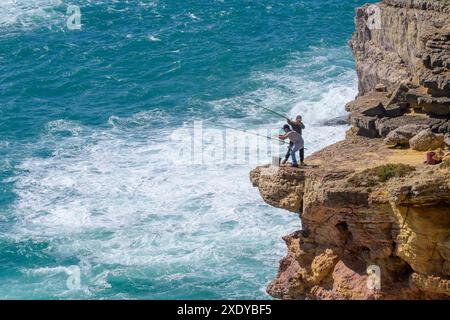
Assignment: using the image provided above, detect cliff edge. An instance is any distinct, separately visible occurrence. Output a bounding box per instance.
[250,0,450,299]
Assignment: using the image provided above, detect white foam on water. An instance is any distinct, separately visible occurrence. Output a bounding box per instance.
[107,109,171,129]
[209,46,357,155]
[7,111,296,298]
[6,48,357,298]
[148,34,161,42]
[46,119,83,136]
[187,13,200,20]
[0,0,64,29]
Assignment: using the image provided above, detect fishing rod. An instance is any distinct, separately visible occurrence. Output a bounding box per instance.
[212,122,288,144]
[248,102,290,121]
[245,103,310,148]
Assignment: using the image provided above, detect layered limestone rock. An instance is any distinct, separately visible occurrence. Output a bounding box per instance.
[250,0,450,299]
[347,0,450,138]
[250,138,450,299]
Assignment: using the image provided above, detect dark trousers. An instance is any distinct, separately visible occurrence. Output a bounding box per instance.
[284,142,304,163]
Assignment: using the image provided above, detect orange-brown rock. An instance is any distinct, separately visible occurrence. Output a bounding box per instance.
[347,0,450,138]
[250,0,450,300]
[250,136,450,299]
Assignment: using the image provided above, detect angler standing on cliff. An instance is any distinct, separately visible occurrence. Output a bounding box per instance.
[281,115,305,166]
[279,124,304,168]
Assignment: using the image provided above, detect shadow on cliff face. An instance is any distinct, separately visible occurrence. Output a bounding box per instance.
[335,221,352,245]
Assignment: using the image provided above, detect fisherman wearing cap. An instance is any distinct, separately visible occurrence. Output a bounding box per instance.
[279,124,304,168]
[281,115,305,166]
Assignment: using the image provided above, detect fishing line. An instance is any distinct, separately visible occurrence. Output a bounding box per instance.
[210,122,288,144]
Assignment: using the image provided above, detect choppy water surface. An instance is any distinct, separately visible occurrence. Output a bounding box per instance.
[0,0,370,299]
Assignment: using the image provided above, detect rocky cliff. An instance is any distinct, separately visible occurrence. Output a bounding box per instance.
[250,0,450,300]
[348,0,450,138]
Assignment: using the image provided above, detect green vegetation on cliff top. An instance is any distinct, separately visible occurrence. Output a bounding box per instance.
[348,163,416,187]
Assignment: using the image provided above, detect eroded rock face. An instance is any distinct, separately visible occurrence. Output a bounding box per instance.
[250,165,305,213]
[250,138,450,299]
[349,0,450,97]
[384,124,429,146]
[347,0,450,138]
[409,128,446,150]
[250,0,450,300]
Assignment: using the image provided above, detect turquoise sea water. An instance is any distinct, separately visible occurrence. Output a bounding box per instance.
[0,0,371,299]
